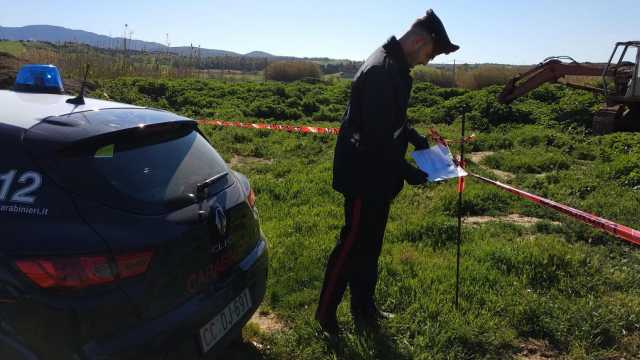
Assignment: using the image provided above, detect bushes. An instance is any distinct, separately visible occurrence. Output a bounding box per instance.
[457,65,521,90]
[96,77,349,121]
[311,104,344,122]
[605,155,640,188]
[412,64,522,90]
[96,75,604,131]
[410,83,444,107]
[411,65,456,87]
[264,61,322,82]
[410,85,526,126]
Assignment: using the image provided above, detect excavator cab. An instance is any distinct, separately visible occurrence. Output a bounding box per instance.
[603,41,640,101]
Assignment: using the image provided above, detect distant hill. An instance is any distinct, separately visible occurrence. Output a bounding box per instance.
[245,51,278,59]
[0,25,275,58]
[170,46,239,57]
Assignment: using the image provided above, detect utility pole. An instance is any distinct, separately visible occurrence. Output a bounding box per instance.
[190,43,194,77]
[197,45,202,79]
[122,24,128,73]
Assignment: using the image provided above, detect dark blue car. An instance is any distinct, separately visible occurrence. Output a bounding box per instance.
[0,66,268,359]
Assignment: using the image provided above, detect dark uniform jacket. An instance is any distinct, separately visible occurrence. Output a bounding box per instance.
[333,37,426,201]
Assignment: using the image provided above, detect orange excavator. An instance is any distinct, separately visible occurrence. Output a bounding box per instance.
[498,41,640,133]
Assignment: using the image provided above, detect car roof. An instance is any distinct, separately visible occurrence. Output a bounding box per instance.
[0,89,143,130]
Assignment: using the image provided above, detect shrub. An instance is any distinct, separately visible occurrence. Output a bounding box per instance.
[605,154,640,188]
[529,84,567,103]
[423,85,528,128]
[556,91,602,128]
[508,125,573,148]
[410,83,444,107]
[435,87,468,100]
[264,61,322,82]
[411,65,456,87]
[457,66,521,89]
[311,104,344,122]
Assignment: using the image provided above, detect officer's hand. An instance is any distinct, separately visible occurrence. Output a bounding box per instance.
[406,166,429,185]
[413,135,430,150]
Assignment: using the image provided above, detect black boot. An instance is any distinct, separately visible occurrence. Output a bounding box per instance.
[352,307,379,333]
[315,313,341,345]
[351,302,395,333]
[367,303,395,320]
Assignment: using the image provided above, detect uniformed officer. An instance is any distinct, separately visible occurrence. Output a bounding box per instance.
[316,9,459,336]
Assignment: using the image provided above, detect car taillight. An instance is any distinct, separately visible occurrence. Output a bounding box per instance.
[247,188,256,208]
[115,251,153,278]
[15,251,153,289]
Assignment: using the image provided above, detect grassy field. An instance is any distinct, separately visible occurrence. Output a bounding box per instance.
[197,123,640,360]
[93,77,640,359]
[0,41,26,57]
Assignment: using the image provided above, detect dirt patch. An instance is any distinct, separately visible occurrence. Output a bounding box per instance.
[516,339,559,359]
[468,151,494,164]
[490,168,516,180]
[248,309,286,334]
[229,155,273,168]
[468,151,515,180]
[464,214,560,227]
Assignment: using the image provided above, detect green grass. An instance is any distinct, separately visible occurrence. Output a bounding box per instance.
[198,122,640,359]
[93,77,640,358]
[0,41,26,57]
[482,148,571,174]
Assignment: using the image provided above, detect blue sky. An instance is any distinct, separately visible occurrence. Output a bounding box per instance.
[0,0,637,64]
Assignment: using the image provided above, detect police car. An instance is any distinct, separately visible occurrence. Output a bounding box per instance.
[0,65,268,359]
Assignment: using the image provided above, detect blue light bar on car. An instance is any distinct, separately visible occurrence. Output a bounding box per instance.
[14,64,65,94]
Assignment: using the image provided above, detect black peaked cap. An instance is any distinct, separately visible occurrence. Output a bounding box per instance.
[414,9,459,55]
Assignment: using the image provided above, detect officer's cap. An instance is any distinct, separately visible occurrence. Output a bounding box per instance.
[413,9,459,55]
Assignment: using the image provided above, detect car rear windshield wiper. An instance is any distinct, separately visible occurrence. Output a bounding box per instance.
[195,172,229,201]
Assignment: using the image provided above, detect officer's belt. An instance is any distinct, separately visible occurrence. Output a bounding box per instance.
[350,124,405,146]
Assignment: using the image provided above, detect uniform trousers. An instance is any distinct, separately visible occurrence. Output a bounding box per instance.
[316,196,391,322]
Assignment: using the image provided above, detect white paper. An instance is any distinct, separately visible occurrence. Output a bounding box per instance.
[411,144,468,183]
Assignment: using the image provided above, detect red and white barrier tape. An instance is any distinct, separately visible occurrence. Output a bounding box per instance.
[199,120,474,143]
[199,119,640,246]
[199,119,340,135]
[471,174,640,246]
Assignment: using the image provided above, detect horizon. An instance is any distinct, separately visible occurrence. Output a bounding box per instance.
[0,0,638,64]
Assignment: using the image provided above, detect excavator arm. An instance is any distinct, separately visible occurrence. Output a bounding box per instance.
[498,57,612,104]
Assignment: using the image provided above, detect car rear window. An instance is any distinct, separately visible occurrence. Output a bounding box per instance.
[54,121,231,214]
[96,129,227,202]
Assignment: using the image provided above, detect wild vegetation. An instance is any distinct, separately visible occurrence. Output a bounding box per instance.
[0,40,361,82]
[264,61,322,82]
[94,76,600,131]
[1,40,534,89]
[91,76,640,359]
[411,64,526,90]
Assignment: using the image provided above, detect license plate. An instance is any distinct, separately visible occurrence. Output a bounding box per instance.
[199,288,252,353]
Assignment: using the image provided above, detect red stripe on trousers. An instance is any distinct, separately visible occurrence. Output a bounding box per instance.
[317,198,363,321]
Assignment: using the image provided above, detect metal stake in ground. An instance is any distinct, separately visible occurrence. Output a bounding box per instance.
[455,114,466,309]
